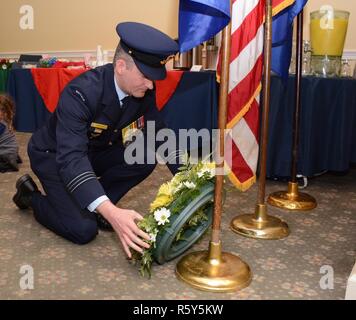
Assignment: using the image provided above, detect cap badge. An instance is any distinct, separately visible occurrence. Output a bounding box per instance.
[160,54,175,65]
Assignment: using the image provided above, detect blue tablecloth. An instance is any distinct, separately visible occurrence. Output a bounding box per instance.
[6,69,356,178]
[8,69,52,132]
[159,71,218,151]
[268,75,356,178]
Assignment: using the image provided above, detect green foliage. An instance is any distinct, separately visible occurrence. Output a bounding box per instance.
[130,158,216,278]
[175,204,210,242]
[137,214,156,233]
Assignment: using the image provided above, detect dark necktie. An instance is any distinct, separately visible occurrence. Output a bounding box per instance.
[120,96,131,109]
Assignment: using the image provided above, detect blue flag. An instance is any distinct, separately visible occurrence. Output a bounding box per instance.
[272,0,308,79]
[179,0,230,53]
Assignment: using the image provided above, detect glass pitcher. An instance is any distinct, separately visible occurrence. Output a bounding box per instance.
[310,9,350,77]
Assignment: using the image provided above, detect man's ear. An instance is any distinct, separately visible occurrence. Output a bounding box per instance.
[115,58,126,75]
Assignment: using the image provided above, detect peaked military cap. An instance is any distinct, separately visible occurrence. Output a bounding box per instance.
[116,22,179,80]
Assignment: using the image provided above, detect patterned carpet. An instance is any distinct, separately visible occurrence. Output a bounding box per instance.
[0,132,355,300]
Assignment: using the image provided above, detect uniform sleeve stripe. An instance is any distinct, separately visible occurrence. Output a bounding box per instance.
[67,173,96,193]
[68,173,96,192]
[67,171,95,190]
[69,176,97,193]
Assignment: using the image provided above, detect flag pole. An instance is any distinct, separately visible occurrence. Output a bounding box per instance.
[230,0,289,239]
[267,10,317,211]
[176,0,252,292]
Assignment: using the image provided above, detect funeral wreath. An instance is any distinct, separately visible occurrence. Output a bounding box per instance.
[131,159,216,277]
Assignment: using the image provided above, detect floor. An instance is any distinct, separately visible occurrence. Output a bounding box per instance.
[0,132,355,300]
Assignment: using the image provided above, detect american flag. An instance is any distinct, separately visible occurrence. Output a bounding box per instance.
[224,0,296,191]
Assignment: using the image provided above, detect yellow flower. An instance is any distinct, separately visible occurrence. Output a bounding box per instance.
[205,162,215,169]
[171,172,184,185]
[158,182,174,197]
[150,194,172,212]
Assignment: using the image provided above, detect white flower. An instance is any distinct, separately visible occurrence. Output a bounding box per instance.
[153,208,171,226]
[172,182,184,193]
[183,181,196,189]
[197,166,215,178]
[149,231,158,242]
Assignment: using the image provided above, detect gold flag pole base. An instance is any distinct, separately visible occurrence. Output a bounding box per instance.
[267,182,317,211]
[175,241,252,292]
[230,204,289,239]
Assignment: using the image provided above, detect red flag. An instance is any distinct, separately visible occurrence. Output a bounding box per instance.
[220,0,295,191]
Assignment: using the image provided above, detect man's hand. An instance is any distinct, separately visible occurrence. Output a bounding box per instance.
[96,200,150,258]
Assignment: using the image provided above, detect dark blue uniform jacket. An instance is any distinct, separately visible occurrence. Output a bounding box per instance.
[30,63,163,209]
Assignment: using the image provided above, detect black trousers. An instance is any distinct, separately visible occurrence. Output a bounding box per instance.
[28,139,160,244]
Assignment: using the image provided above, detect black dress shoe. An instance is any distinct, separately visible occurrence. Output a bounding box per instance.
[12,174,39,210]
[95,213,114,231]
[0,155,19,172]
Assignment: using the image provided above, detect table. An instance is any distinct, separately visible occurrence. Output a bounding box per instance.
[5,69,356,178]
[7,69,52,132]
[0,69,9,93]
[268,75,356,178]
[7,68,219,147]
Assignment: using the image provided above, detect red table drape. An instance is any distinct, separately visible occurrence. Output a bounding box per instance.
[31,68,88,113]
[31,68,184,113]
[155,70,183,110]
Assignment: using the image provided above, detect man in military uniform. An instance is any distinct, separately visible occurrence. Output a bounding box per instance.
[13,22,179,258]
